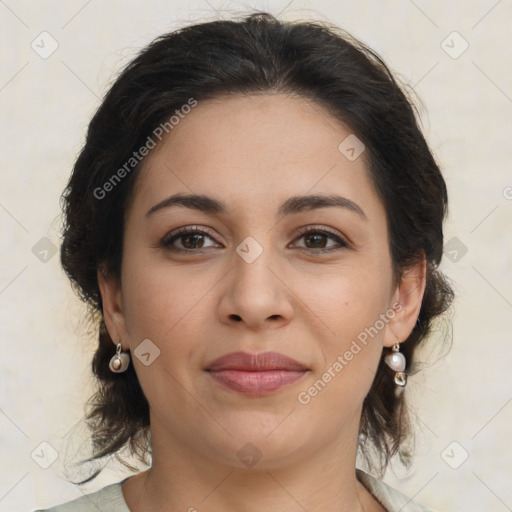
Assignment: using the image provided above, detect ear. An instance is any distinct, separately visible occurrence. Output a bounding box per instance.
[97,265,128,349]
[383,256,427,347]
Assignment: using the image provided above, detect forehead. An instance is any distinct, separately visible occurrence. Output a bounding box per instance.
[127,93,383,222]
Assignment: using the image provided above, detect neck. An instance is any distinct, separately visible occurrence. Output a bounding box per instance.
[122,414,373,512]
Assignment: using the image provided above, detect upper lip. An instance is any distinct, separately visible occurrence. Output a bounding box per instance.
[205,351,308,371]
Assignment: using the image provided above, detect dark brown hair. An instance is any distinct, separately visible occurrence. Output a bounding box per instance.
[60,11,454,483]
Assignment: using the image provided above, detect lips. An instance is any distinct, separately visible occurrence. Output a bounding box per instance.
[205,351,308,372]
[205,351,308,396]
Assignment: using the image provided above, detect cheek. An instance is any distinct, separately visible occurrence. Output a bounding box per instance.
[119,253,207,402]
[120,246,210,340]
[294,261,391,397]
[295,259,392,336]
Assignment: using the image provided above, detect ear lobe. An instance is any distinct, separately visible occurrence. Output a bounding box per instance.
[383,257,427,347]
[97,267,127,346]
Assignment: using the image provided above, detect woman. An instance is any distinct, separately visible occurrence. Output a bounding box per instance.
[35,11,453,512]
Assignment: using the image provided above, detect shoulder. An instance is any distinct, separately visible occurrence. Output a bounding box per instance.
[32,479,130,512]
[357,469,437,512]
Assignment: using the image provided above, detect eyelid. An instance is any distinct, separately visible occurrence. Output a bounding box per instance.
[290,225,350,252]
[160,225,220,248]
[293,225,348,244]
[160,224,350,252]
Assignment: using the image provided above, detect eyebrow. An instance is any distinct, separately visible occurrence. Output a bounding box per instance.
[145,193,367,220]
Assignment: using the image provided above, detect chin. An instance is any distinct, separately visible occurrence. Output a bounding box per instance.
[206,417,312,468]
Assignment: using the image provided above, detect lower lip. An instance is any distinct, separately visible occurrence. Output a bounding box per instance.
[207,369,307,396]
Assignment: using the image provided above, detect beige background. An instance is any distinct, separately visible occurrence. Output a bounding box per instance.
[1,1,511,511]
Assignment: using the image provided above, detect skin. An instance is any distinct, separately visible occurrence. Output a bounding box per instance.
[98,93,426,512]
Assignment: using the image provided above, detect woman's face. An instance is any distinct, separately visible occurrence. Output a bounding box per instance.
[99,93,422,469]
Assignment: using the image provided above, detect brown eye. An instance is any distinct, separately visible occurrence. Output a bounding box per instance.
[293,227,348,253]
[161,227,220,252]
[180,233,206,249]
[303,232,329,249]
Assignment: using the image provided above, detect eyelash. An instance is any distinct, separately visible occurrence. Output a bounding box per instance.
[160,225,349,254]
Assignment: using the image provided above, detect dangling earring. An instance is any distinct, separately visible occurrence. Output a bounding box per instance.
[384,342,407,387]
[109,342,130,373]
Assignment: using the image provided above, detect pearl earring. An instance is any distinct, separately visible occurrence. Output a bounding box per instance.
[109,342,131,373]
[384,342,407,387]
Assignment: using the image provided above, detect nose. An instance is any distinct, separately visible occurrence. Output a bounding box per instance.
[217,242,294,331]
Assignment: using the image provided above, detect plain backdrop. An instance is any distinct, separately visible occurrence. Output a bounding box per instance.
[1,1,511,511]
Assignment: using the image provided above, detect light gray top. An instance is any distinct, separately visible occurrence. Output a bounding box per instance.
[34,469,436,512]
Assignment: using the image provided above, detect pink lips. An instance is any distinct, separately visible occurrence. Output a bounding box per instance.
[205,351,308,396]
